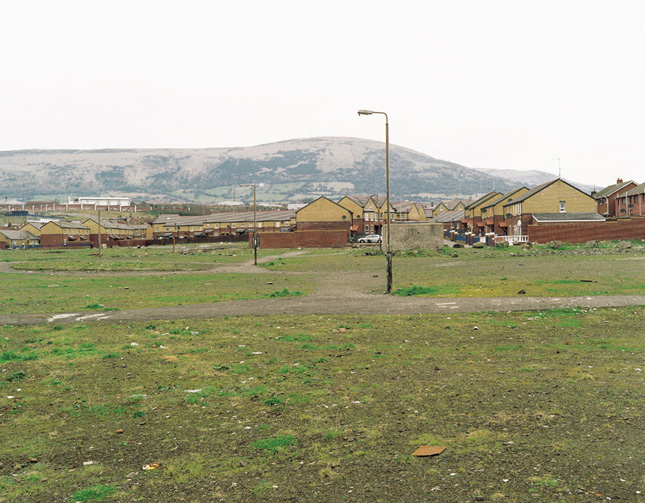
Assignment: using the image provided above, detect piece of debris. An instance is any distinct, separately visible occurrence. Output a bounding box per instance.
[411,446,446,457]
[142,463,160,470]
[580,279,597,283]
[115,428,124,434]
[83,461,94,466]
[184,389,203,393]
[517,289,526,294]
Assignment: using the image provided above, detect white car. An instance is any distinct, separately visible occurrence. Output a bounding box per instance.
[358,234,382,243]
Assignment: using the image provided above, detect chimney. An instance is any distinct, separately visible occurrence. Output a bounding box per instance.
[617,178,623,184]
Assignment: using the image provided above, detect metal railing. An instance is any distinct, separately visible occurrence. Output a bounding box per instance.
[497,235,529,243]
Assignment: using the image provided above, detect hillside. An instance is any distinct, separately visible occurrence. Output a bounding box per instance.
[0,137,586,203]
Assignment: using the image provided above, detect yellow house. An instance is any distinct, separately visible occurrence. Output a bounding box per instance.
[19,222,44,236]
[393,202,427,221]
[40,221,90,247]
[83,218,149,239]
[503,178,597,236]
[337,196,367,221]
[296,197,352,229]
[464,192,502,233]
[479,187,529,235]
[0,230,40,249]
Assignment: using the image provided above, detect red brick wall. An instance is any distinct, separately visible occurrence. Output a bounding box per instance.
[257,230,349,249]
[528,217,645,243]
[40,234,64,248]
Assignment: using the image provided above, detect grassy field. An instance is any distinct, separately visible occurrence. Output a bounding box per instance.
[0,308,643,502]
[0,245,316,314]
[1,242,644,315]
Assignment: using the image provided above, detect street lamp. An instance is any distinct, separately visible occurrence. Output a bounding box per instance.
[240,183,263,265]
[358,109,392,293]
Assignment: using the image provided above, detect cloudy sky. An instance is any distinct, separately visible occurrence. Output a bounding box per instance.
[2,0,643,188]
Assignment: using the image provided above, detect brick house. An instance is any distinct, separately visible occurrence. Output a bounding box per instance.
[615,181,645,216]
[592,179,638,217]
[479,187,529,236]
[463,191,502,235]
[40,221,91,248]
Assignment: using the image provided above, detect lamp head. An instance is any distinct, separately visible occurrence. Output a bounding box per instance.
[357,109,374,116]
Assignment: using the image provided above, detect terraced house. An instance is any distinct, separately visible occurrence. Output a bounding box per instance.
[462,191,502,236]
[479,187,528,236]
[40,221,91,248]
[592,178,638,217]
[615,181,645,216]
[503,178,597,240]
[154,211,296,239]
[337,195,395,236]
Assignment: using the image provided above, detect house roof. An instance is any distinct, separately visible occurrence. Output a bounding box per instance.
[594,180,636,199]
[443,200,464,211]
[431,209,465,223]
[464,191,501,210]
[49,221,89,230]
[532,212,605,222]
[342,195,389,208]
[21,222,44,229]
[0,230,39,240]
[481,187,528,210]
[624,181,645,196]
[392,201,415,212]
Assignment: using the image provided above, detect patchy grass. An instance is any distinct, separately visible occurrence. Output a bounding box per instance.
[0,308,643,501]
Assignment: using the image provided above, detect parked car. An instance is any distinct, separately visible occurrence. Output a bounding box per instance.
[358,234,382,243]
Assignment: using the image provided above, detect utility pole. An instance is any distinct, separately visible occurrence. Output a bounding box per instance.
[98,209,102,257]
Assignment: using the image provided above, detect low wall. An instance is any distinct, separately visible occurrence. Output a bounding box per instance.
[528,217,645,243]
[257,230,349,249]
[383,223,444,251]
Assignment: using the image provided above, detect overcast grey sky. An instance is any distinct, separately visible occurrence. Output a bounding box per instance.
[2,0,643,188]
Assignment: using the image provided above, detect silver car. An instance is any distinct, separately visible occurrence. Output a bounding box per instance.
[358,234,382,243]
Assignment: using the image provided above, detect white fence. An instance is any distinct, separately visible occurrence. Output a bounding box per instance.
[497,235,529,243]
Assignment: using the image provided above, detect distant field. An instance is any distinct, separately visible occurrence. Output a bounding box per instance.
[1,308,643,501]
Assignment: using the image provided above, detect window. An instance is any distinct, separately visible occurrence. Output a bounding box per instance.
[232,224,236,229]
[559,201,566,213]
[258,222,263,228]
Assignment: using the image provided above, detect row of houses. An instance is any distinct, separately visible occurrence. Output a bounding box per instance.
[2,178,644,249]
[431,177,645,244]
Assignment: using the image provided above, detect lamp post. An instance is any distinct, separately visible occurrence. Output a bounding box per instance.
[358,109,392,293]
[240,183,261,265]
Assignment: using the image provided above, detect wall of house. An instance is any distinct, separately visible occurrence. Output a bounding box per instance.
[337,198,363,219]
[383,223,443,251]
[297,198,351,222]
[297,222,351,231]
[527,217,645,243]
[523,181,595,214]
[257,230,349,249]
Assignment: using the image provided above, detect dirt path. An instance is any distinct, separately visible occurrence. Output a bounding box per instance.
[3,291,644,326]
[2,251,644,325]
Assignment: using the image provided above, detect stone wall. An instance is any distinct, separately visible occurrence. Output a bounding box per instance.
[383,223,444,251]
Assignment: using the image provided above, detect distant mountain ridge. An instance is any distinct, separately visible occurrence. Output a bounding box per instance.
[0,137,591,203]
